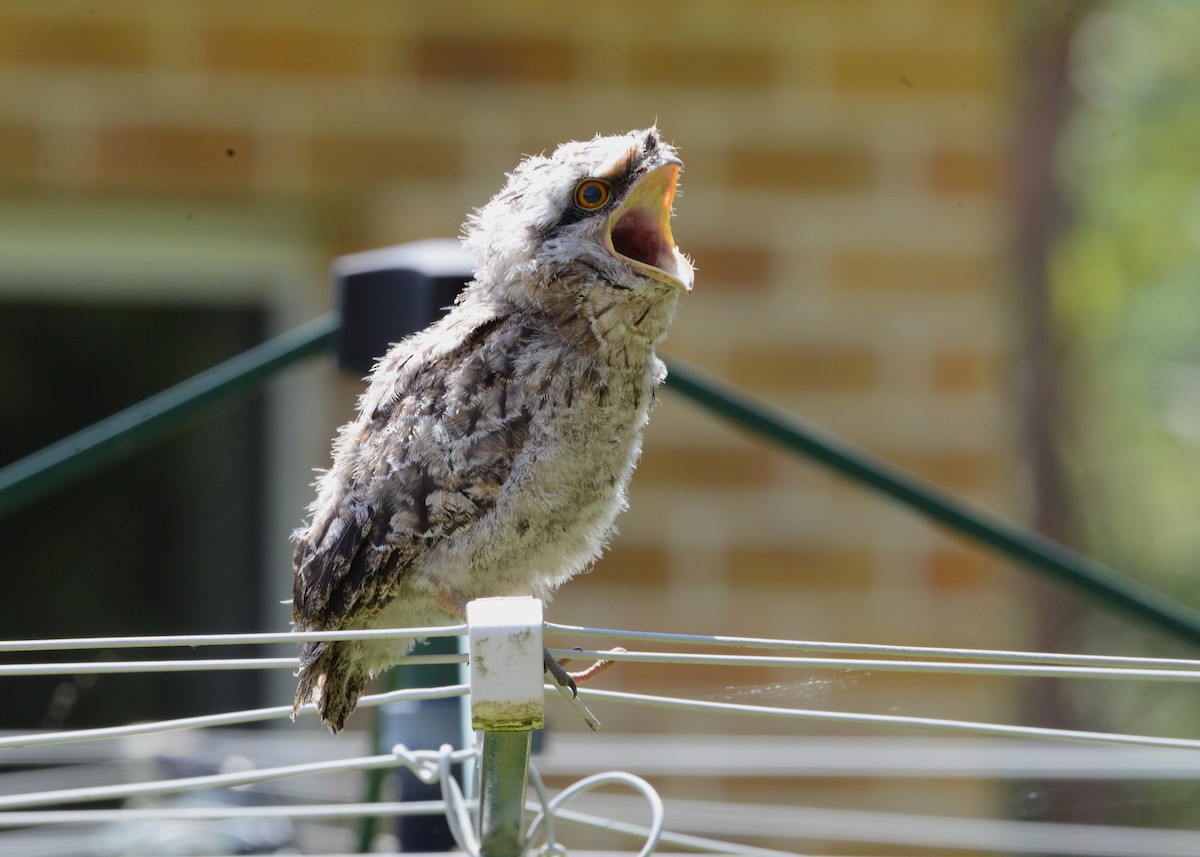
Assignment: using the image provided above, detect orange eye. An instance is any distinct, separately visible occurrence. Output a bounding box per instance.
[574,178,611,210]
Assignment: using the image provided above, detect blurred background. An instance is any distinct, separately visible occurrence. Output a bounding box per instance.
[1,0,1198,852]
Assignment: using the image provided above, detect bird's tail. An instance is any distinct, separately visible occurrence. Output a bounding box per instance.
[292,640,369,733]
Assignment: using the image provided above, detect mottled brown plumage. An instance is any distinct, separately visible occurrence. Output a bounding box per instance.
[292,128,693,731]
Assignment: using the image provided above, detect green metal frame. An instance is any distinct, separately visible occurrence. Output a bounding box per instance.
[0,313,337,519]
[3,313,1199,646]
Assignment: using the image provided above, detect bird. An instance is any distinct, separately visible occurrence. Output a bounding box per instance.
[291,127,694,732]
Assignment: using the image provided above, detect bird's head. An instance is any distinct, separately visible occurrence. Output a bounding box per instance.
[462,128,693,341]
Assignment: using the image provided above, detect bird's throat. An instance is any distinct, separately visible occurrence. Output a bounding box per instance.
[583,285,680,352]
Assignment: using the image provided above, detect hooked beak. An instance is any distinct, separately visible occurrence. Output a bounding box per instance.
[605,159,694,292]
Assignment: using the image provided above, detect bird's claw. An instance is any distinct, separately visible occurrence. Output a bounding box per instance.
[543,647,578,696]
[544,646,625,696]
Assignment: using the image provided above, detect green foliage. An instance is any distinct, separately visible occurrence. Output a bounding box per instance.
[1053,1,1200,828]
[1054,1,1200,595]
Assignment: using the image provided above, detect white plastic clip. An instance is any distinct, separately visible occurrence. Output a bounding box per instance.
[466,597,546,732]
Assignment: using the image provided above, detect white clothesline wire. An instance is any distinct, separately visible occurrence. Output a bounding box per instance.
[3,665,1197,749]
[0,683,469,751]
[0,653,464,677]
[0,801,800,857]
[547,794,1200,857]
[0,686,1190,824]
[545,649,1200,682]
[0,802,451,828]
[4,621,1198,673]
[545,622,1200,670]
[525,766,665,857]
[6,625,1200,684]
[1,677,1197,765]
[0,743,669,857]
[7,649,1200,682]
[5,773,1199,857]
[573,687,1200,751]
[0,745,461,812]
[6,801,1196,857]
[2,620,1198,856]
[2,623,1198,753]
[0,624,468,653]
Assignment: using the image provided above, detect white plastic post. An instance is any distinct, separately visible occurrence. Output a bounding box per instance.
[467,596,545,732]
[467,596,544,857]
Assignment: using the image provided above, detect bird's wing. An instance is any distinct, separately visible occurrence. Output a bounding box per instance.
[292,310,539,627]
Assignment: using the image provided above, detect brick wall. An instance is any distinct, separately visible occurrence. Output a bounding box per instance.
[0,0,1030,845]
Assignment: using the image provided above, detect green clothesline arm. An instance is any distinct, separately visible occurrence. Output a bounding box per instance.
[663,359,1200,648]
[1,313,1197,647]
[0,313,339,520]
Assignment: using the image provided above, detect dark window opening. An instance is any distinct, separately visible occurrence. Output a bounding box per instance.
[0,298,268,729]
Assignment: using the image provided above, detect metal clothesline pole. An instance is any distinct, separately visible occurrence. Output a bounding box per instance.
[478,732,532,856]
[467,597,546,857]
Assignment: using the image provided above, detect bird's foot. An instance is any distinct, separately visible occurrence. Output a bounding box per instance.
[543,647,577,695]
[543,646,626,696]
[435,590,469,620]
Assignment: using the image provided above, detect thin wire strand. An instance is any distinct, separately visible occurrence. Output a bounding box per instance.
[0,684,468,750]
[547,804,808,857]
[0,742,478,815]
[571,687,1200,751]
[525,764,560,854]
[551,794,1200,857]
[0,749,424,811]
[3,619,1198,856]
[545,648,1200,682]
[8,798,1197,857]
[546,622,1200,671]
[7,648,1195,684]
[0,652,465,677]
[1,623,1197,856]
[0,801,456,827]
[4,622,1196,671]
[524,770,666,857]
[1,624,1195,753]
[434,743,480,855]
[0,624,468,653]
[0,657,299,676]
[0,800,807,857]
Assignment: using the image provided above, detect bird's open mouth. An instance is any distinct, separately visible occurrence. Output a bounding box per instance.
[606,161,694,291]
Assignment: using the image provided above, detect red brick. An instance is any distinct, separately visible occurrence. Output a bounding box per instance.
[931,350,1005,394]
[727,144,873,192]
[929,149,1005,196]
[829,250,1001,294]
[926,546,996,590]
[0,18,151,68]
[726,546,874,588]
[415,36,571,83]
[689,244,773,292]
[636,446,774,488]
[629,44,778,88]
[0,122,41,182]
[310,134,464,186]
[728,346,879,391]
[832,47,1001,95]
[593,544,672,586]
[203,26,366,77]
[96,127,256,190]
